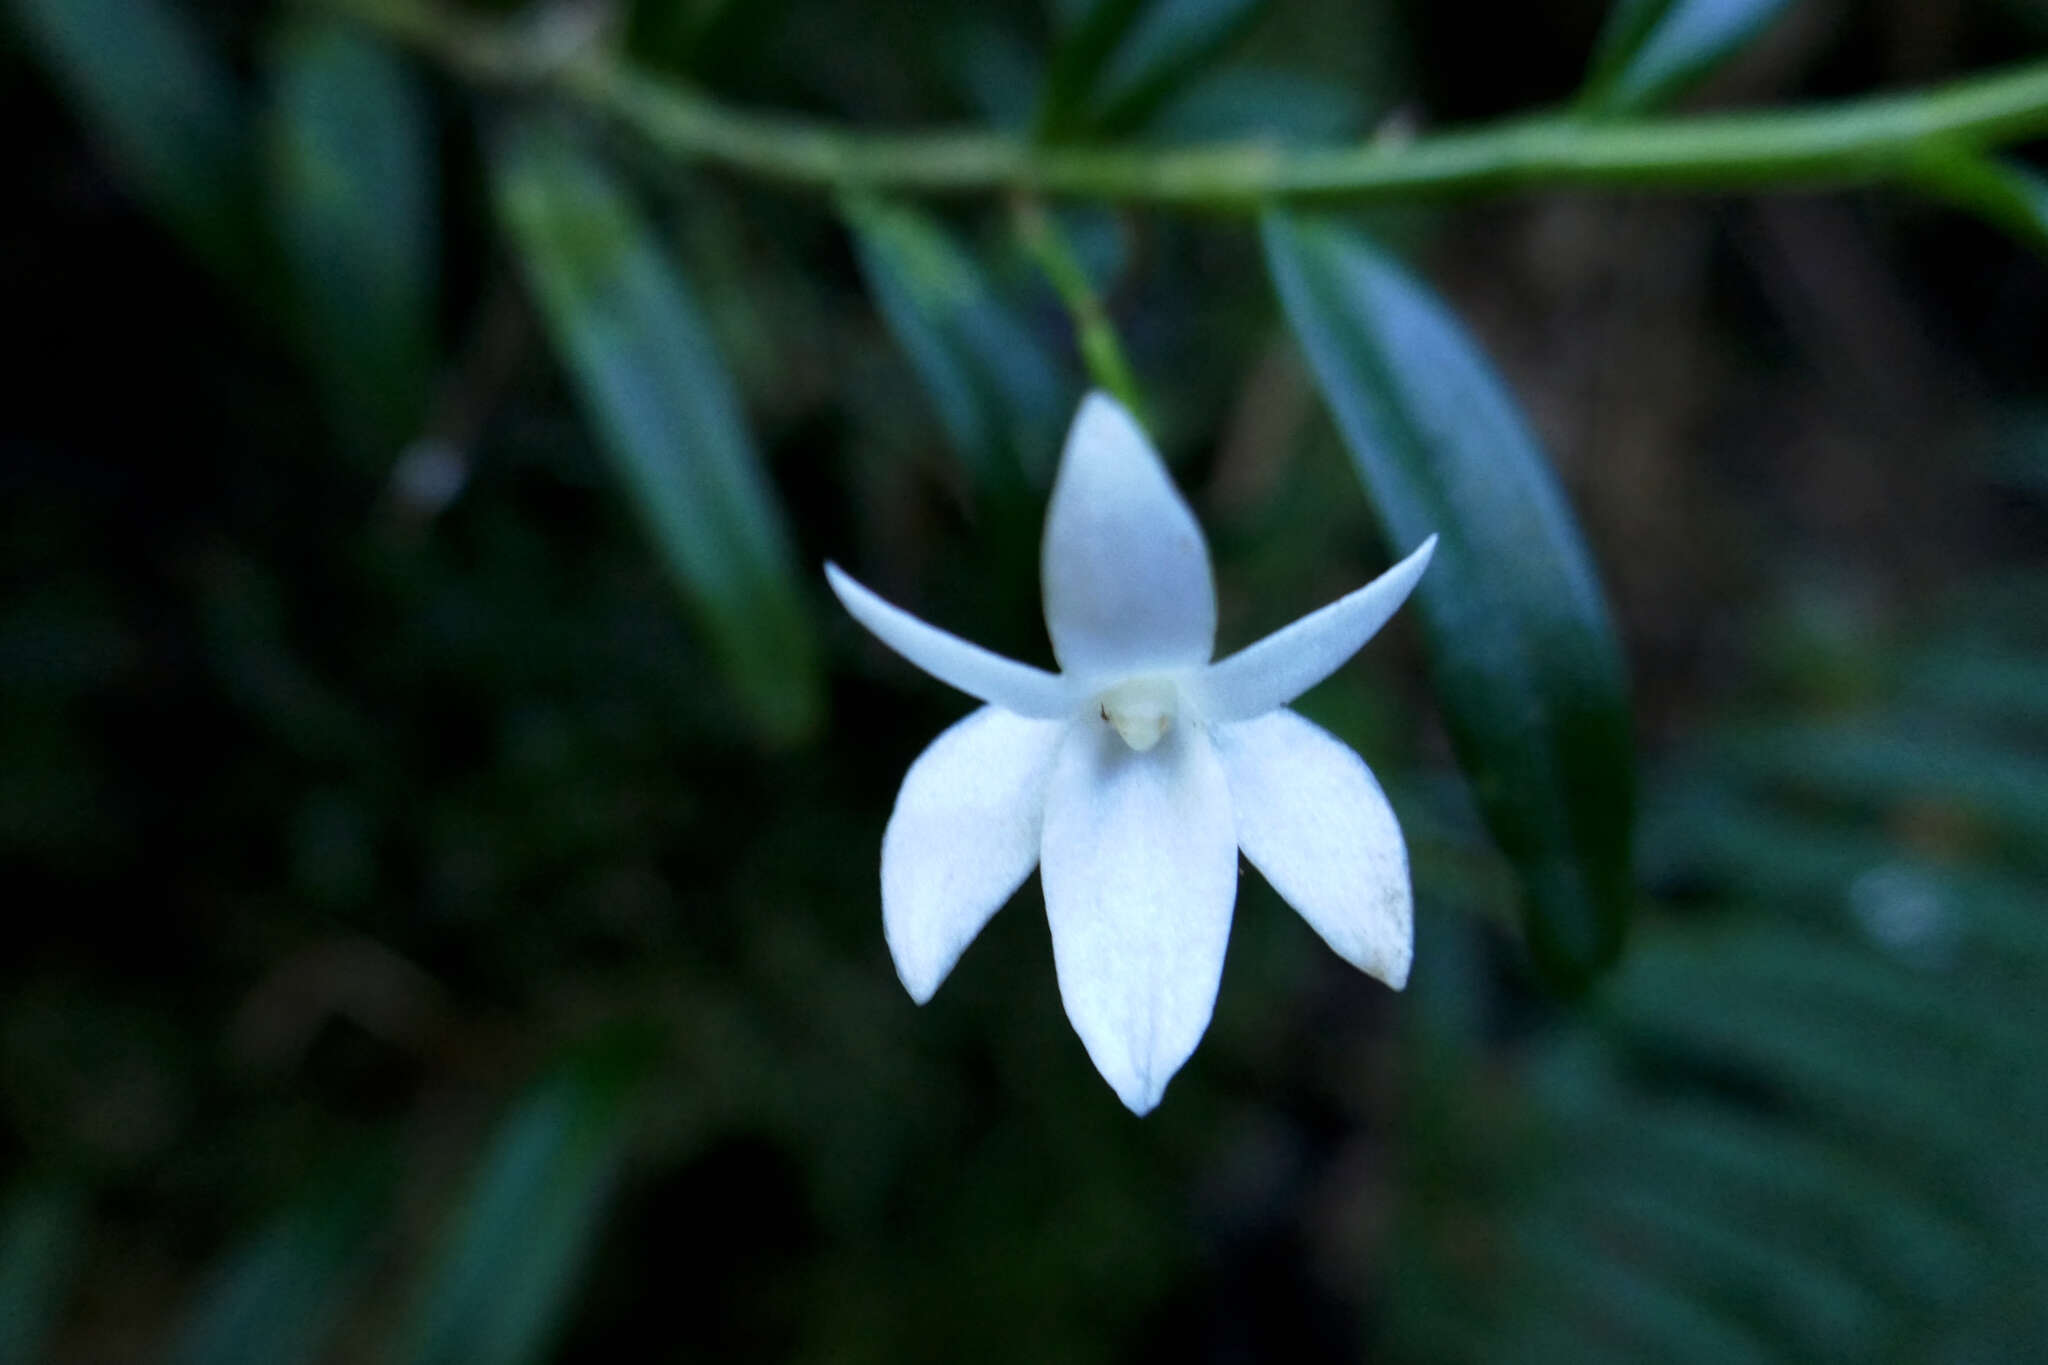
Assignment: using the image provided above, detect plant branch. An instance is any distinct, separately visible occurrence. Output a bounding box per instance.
[332,0,2048,210]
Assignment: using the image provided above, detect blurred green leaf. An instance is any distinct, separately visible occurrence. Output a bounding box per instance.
[0,1185,86,1365]
[9,0,262,283]
[1612,932,2047,1194]
[1710,722,2048,848]
[944,17,1043,129]
[396,1038,648,1365]
[1986,406,2048,501]
[1582,0,1797,112]
[1145,67,1370,144]
[1536,1089,1983,1311]
[1909,150,2048,261]
[1088,0,1267,134]
[1902,640,2048,731]
[491,121,821,745]
[265,21,438,462]
[1036,0,1265,138]
[1640,795,2048,969]
[165,1157,390,1365]
[1574,1182,1884,1356]
[844,196,1073,491]
[1036,0,1148,138]
[1508,1220,1777,1365]
[1262,211,1635,987]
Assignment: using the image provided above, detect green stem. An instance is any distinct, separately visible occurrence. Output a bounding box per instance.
[332,0,2048,210]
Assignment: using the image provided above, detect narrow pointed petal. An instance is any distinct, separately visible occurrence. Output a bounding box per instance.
[1194,536,1436,723]
[1041,392,1217,681]
[883,706,1066,1002]
[1040,717,1237,1114]
[1214,710,1412,988]
[826,563,1078,719]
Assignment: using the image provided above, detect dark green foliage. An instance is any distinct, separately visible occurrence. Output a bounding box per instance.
[0,1187,86,1365]
[1263,212,1636,989]
[491,120,822,745]
[265,20,438,463]
[843,195,1075,492]
[1388,576,2048,1361]
[7,0,263,284]
[165,1156,391,1365]
[1909,151,2048,262]
[397,1039,648,1365]
[1582,0,1800,111]
[1036,0,1270,137]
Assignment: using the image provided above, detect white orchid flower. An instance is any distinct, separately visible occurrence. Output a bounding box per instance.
[826,392,1435,1114]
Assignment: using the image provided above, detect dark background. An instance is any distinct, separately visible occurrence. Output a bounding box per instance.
[5,0,2047,1360]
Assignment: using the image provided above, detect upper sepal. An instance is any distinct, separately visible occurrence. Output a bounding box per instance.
[1041,393,1218,683]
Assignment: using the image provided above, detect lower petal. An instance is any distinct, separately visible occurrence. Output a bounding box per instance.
[1213,709,1413,988]
[1040,717,1238,1115]
[884,707,1066,1002]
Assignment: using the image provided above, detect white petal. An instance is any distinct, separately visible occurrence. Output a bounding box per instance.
[1040,715,1238,1114]
[883,707,1066,1002]
[1194,536,1436,723]
[1040,392,1217,682]
[1213,710,1412,988]
[826,563,1078,720]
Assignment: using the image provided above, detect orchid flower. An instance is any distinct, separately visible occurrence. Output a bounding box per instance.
[827,393,1435,1114]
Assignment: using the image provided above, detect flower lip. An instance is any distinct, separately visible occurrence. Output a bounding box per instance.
[1097,675,1181,752]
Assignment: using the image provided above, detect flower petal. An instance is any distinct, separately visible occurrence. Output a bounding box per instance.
[1041,392,1217,682]
[1213,710,1412,988]
[826,563,1078,719]
[1040,715,1237,1114]
[883,706,1066,1002]
[1194,536,1435,723]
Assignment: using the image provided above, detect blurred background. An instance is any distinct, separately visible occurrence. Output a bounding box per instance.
[5,0,2048,1360]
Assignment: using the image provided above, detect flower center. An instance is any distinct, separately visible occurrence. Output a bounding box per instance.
[1098,676,1179,752]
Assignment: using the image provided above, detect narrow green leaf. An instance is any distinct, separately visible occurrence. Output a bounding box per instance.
[1583,0,1797,113]
[1037,0,1268,137]
[1903,640,2048,730]
[492,121,821,744]
[1640,794,2048,969]
[944,18,1043,130]
[1088,0,1267,135]
[1145,68,1371,144]
[8,0,261,282]
[844,195,1073,490]
[1612,933,2048,1188]
[1535,1091,1985,1312]
[396,1039,647,1365]
[1974,405,2048,505]
[165,1157,390,1365]
[1035,0,1150,139]
[266,22,437,462]
[0,1185,86,1365]
[1262,212,1635,986]
[1909,151,2048,261]
[1570,1183,1888,1356]
[1509,1221,1777,1365]
[1710,722,2048,847]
